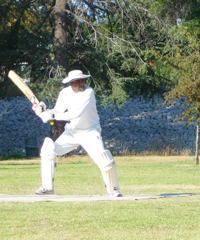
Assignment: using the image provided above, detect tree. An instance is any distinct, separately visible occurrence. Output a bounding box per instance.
[0,0,54,98]
[63,0,175,105]
[148,0,200,164]
[54,0,69,73]
[1,0,176,103]
[163,23,200,165]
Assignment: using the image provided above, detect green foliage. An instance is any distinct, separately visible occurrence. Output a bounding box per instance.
[149,0,200,24]
[163,23,200,124]
[0,0,54,98]
[2,0,200,105]
[1,0,176,103]
[29,63,66,105]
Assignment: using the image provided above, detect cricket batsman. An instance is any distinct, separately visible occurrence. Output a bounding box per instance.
[34,70,122,197]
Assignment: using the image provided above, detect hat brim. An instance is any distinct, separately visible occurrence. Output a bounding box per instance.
[62,74,91,84]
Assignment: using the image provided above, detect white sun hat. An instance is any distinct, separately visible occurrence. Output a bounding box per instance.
[62,70,91,83]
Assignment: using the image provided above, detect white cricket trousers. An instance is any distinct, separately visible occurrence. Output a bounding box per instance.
[55,124,105,163]
[43,124,121,194]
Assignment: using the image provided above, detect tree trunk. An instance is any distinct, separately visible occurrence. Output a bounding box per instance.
[195,123,199,165]
[51,0,69,142]
[54,0,69,73]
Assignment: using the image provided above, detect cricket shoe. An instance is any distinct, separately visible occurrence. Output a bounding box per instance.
[35,186,55,195]
[110,190,123,197]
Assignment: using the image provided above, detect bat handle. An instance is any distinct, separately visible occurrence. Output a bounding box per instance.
[32,103,54,125]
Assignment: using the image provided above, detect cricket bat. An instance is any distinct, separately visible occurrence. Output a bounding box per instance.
[8,70,54,125]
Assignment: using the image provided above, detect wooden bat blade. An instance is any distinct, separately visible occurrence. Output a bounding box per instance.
[8,70,54,125]
[8,70,39,104]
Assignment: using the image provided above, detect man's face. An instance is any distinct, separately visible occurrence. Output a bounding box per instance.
[69,79,85,93]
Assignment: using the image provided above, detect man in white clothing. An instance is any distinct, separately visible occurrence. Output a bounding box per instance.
[34,70,122,197]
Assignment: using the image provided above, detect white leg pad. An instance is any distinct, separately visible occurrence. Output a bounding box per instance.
[97,150,120,194]
[102,165,120,194]
[40,137,57,191]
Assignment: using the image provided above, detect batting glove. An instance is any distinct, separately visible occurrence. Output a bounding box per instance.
[32,102,47,116]
[39,110,54,123]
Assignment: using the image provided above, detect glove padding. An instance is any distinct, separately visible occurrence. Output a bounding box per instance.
[39,110,54,123]
[32,101,47,116]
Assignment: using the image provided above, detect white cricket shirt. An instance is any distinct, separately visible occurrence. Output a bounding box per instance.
[50,85,100,129]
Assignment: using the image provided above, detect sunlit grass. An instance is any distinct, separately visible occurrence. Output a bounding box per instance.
[0,155,200,239]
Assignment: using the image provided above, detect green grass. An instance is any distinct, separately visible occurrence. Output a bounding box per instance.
[0,155,200,239]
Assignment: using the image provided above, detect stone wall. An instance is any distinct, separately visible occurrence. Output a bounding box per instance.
[0,97,51,156]
[0,96,196,156]
[98,96,196,155]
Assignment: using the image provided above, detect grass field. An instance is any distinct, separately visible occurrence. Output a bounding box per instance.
[0,155,200,239]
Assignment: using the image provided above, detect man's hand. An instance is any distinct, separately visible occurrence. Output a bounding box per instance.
[39,110,54,123]
[32,101,46,116]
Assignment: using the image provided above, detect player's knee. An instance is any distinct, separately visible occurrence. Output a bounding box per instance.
[97,150,116,172]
